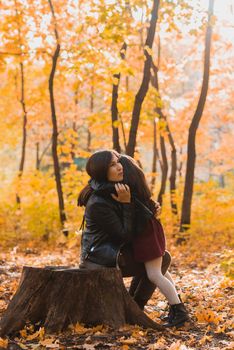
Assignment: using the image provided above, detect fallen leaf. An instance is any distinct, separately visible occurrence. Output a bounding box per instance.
[0,338,8,349]
[122,345,129,350]
[120,337,137,345]
[169,340,181,350]
[40,338,59,348]
[199,335,212,345]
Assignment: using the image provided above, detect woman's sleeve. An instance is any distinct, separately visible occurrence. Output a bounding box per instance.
[89,201,134,243]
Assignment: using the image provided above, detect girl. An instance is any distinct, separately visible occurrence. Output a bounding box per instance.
[119,155,190,327]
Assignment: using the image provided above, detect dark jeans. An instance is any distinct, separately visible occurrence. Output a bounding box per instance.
[79,247,171,309]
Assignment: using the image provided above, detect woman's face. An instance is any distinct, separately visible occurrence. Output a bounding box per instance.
[107,154,123,182]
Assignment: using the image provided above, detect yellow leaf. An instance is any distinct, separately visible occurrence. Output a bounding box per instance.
[72,323,89,334]
[199,335,212,345]
[113,120,120,128]
[20,329,27,338]
[144,45,153,56]
[0,338,8,349]
[195,308,222,324]
[215,325,226,334]
[122,345,129,350]
[27,327,45,340]
[112,77,119,86]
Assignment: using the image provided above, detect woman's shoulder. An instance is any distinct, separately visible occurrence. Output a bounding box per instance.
[86,193,114,209]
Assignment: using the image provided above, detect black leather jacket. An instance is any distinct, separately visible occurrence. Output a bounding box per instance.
[80,180,135,267]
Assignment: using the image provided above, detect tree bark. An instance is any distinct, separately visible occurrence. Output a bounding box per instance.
[179,0,214,238]
[151,60,178,215]
[157,135,168,206]
[0,266,162,336]
[87,83,94,152]
[111,42,127,153]
[151,118,157,192]
[36,142,40,170]
[126,0,160,157]
[16,62,28,205]
[48,0,67,235]
[14,1,28,206]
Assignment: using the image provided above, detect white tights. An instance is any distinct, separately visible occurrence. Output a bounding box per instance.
[145,256,181,305]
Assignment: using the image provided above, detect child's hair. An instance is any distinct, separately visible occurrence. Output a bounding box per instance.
[119,155,151,204]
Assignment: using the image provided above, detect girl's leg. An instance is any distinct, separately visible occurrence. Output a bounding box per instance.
[164,271,175,285]
[145,257,180,305]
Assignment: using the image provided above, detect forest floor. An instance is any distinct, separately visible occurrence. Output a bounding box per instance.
[0,242,233,350]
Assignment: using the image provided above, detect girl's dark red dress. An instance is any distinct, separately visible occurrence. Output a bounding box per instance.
[133,217,166,262]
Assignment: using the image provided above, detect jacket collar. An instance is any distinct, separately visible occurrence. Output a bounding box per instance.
[89,179,116,197]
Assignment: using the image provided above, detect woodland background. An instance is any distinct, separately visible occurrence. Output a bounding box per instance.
[0,0,234,348]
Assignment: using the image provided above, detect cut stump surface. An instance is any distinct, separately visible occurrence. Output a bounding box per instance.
[0,266,162,336]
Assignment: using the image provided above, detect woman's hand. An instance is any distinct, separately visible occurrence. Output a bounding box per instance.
[111,183,131,203]
[154,201,161,217]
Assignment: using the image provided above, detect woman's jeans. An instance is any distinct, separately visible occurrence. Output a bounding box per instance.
[79,247,171,309]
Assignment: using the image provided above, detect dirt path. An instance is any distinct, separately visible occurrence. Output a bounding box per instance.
[0,246,233,349]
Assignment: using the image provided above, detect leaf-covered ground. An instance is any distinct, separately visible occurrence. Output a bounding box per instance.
[0,244,233,350]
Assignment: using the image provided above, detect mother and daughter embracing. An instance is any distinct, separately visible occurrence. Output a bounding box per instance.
[77,149,190,328]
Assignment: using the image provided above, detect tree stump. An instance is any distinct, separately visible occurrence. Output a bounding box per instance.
[0,266,162,336]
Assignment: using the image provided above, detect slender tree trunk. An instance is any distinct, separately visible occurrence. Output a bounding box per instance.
[126,76,129,91]
[87,84,94,152]
[70,84,79,160]
[36,142,40,170]
[70,122,77,161]
[151,61,178,215]
[126,0,160,156]
[157,135,168,206]
[111,42,127,153]
[36,139,53,170]
[151,118,157,192]
[48,0,67,236]
[179,0,214,238]
[16,62,28,205]
[178,147,183,178]
[14,2,27,205]
[119,114,127,152]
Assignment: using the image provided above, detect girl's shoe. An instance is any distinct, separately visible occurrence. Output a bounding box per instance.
[164,303,190,327]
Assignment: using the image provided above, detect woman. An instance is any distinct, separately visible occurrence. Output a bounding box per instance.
[77,150,171,311]
[119,155,190,327]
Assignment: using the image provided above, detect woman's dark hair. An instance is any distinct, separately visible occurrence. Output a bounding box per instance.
[119,155,151,204]
[77,150,120,206]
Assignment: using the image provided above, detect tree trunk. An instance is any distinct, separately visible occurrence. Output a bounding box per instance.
[179,0,214,238]
[48,0,67,236]
[157,135,168,206]
[16,62,28,205]
[119,114,127,152]
[87,84,94,152]
[36,142,40,170]
[126,0,160,157]
[0,266,162,336]
[14,2,28,206]
[111,42,127,153]
[151,61,178,216]
[151,118,157,192]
